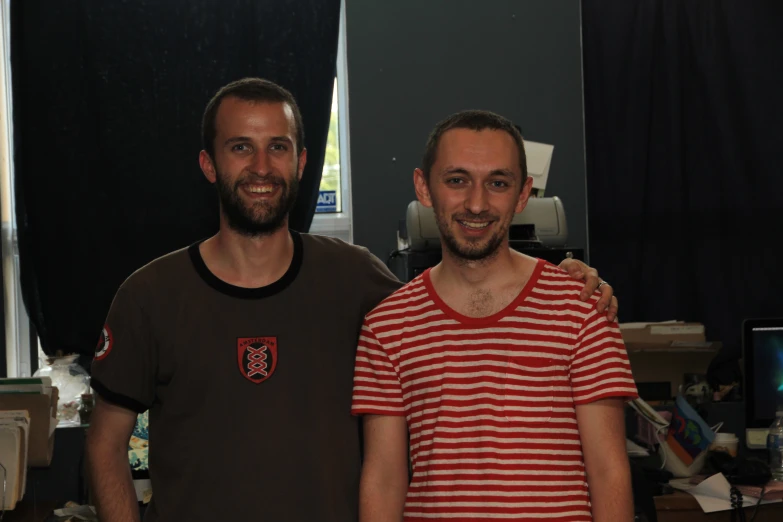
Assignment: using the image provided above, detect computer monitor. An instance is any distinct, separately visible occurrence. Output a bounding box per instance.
[743,318,783,429]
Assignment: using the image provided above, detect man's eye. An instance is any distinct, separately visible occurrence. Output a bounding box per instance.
[490,180,509,188]
[270,143,288,152]
[446,178,465,185]
[232,144,250,152]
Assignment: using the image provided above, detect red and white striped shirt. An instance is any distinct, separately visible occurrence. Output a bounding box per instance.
[351,259,638,521]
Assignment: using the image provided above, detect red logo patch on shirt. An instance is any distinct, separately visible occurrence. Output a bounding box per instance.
[95,325,113,361]
[237,337,278,384]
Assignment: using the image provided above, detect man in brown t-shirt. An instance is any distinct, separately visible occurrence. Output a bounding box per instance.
[86,78,618,522]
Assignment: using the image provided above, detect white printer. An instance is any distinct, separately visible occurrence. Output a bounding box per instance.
[405,196,569,251]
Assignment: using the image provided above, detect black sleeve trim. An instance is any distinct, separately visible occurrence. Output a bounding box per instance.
[91,378,149,414]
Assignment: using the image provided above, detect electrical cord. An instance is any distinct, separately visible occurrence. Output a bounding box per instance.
[628,399,670,470]
[386,248,409,268]
[730,485,745,522]
[633,399,725,472]
[386,249,399,267]
[655,424,669,471]
[0,461,6,521]
[749,487,767,522]
[728,485,771,522]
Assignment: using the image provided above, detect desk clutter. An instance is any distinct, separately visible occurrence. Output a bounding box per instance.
[0,377,58,511]
[670,472,783,512]
[623,318,783,520]
[629,399,783,519]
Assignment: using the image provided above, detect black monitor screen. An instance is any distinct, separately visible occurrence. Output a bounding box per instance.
[744,319,783,428]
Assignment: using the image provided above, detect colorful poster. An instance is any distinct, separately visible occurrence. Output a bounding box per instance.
[666,394,715,465]
[128,411,149,471]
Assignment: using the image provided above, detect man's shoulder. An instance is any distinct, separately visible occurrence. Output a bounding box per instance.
[536,259,576,283]
[300,232,373,264]
[121,244,193,291]
[534,259,602,310]
[365,273,429,325]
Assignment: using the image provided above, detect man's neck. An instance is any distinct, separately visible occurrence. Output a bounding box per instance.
[430,242,537,318]
[433,242,517,289]
[199,222,294,289]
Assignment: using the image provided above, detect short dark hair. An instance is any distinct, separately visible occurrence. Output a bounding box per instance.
[202,78,305,159]
[421,110,527,182]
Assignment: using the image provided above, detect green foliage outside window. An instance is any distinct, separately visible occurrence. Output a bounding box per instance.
[319,82,341,212]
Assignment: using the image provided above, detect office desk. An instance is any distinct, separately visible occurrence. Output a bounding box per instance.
[2,501,58,521]
[655,491,783,522]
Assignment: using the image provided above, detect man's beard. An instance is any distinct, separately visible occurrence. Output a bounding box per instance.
[215,168,299,237]
[434,207,507,264]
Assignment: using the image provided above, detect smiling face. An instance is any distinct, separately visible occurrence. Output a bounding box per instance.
[414,128,533,262]
[199,97,307,237]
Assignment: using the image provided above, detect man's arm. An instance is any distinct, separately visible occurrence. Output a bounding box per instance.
[359,414,409,522]
[575,398,634,522]
[85,397,141,522]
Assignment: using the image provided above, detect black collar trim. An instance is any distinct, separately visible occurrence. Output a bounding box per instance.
[188,230,303,299]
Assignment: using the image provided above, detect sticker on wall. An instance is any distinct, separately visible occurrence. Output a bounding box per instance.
[316,190,337,213]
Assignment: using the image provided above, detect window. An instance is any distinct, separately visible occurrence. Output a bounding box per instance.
[318,82,342,213]
[1,0,34,377]
[308,0,352,243]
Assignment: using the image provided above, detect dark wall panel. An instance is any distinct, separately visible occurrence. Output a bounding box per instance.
[346,0,588,260]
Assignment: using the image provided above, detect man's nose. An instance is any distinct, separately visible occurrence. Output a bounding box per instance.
[249,150,272,175]
[465,184,489,215]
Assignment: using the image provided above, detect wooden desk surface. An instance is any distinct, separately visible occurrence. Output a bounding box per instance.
[655,491,783,522]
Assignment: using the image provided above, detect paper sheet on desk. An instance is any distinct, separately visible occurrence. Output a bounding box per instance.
[670,474,782,513]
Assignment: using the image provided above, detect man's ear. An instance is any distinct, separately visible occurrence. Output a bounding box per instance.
[515,176,534,213]
[413,168,433,208]
[199,150,217,184]
[297,148,308,180]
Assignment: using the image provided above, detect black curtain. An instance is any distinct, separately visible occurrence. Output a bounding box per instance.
[582,0,783,357]
[11,0,340,357]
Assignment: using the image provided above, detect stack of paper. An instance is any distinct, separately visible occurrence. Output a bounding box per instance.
[0,410,30,510]
[0,377,59,469]
[0,376,53,396]
[524,140,554,194]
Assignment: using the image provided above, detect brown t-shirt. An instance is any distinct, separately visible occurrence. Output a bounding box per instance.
[91,231,402,522]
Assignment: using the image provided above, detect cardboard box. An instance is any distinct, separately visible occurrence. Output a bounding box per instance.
[626,344,720,398]
[620,322,706,345]
[0,388,58,467]
[620,322,718,398]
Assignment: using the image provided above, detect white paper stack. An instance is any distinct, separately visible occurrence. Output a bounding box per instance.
[0,410,30,510]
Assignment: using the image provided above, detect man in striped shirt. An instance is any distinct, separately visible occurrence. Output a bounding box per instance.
[351,110,638,522]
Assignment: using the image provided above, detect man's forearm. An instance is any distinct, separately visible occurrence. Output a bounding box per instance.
[87,445,140,522]
[358,465,408,522]
[587,465,634,522]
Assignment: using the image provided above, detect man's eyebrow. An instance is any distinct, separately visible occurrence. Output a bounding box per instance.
[441,166,471,176]
[223,136,294,146]
[440,166,516,177]
[488,169,515,178]
[224,136,251,146]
